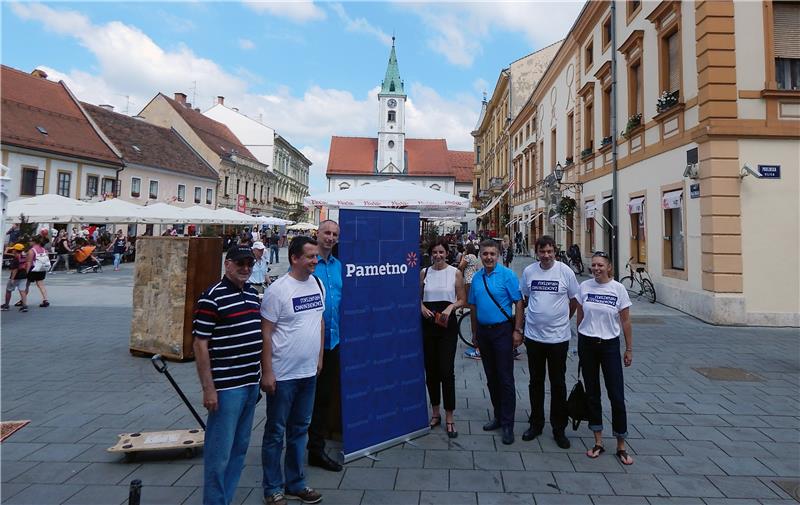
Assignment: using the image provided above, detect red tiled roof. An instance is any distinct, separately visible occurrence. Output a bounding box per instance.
[82,103,218,181]
[327,136,474,181]
[0,65,122,166]
[159,93,258,162]
[448,150,474,183]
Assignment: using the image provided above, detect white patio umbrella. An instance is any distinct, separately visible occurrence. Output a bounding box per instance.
[257,216,294,226]
[135,202,192,224]
[304,179,470,218]
[287,222,318,231]
[76,198,145,224]
[212,208,262,225]
[6,194,91,223]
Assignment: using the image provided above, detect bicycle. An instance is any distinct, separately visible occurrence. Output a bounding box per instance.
[620,257,656,303]
[456,307,476,348]
[556,246,585,275]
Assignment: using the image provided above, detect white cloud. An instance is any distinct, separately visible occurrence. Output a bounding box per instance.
[243,1,325,23]
[472,78,489,95]
[238,38,256,50]
[330,3,392,46]
[400,2,583,67]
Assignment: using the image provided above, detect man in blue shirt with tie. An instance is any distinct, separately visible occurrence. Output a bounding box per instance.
[306,219,343,472]
[469,239,524,445]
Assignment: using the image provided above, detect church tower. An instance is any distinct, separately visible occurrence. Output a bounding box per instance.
[376,37,406,174]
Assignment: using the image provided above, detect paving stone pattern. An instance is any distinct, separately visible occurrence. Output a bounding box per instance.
[1,259,798,504]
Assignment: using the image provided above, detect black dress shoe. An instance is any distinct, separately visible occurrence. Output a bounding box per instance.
[521,426,542,442]
[501,426,514,445]
[554,432,571,449]
[482,419,501,431]
[308,451,343,472]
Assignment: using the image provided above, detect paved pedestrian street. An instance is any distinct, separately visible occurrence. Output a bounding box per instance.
[1,257,798,505]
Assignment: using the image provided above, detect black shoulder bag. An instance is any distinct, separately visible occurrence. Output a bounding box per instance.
[481,274,513,323]
[567,361,589,430]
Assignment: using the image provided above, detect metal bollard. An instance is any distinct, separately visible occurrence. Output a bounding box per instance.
[128,479,142,505]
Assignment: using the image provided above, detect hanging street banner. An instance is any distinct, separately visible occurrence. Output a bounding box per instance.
[337,208,428,462]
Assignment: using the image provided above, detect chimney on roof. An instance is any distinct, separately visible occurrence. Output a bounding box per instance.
[99,104,114,112]
[31,69,48,79]
[194,108,201,112]
[174,92,187,104]
[217,96,225,105]
[186,102,192,109]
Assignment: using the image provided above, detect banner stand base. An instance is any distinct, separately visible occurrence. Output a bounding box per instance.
[341,427,429,464]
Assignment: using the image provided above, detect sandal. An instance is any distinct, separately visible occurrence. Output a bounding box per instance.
[586,444,605,458]
[429,415,441,429]
[446,422,458,439]
[616,449,633,465]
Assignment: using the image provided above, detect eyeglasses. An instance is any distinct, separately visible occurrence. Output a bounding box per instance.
[592,251,610,259]
[232,259,255,268]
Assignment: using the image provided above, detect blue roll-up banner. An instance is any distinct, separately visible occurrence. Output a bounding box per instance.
[337,208,429,461]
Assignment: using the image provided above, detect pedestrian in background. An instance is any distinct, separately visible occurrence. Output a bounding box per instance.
[2,243,29,312]
[49,230,72,273]
[193,246,262,504]
[519,235,578,449]
[468,239,523,445]
[420,238,466,438]
[25,235,50,307]
[249,241,270,295]
[107,230,128,271]
[577,251,634,466]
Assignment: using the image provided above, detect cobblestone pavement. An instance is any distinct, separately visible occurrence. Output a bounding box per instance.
[1,256,798,505]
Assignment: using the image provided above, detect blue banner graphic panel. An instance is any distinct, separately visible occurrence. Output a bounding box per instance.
[338,209,428,457]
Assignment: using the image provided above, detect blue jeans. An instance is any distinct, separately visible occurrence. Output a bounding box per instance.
[113,253,123,269]
[262,375,317,497]
[269,246,279,264]
[204,384,260,505]
[578,334,628,439]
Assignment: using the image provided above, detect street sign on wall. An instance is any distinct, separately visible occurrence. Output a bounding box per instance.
[757,165,780,179]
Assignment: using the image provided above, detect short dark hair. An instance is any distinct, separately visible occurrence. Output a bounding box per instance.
[465,243,477,255]
[289,236,318,264]
[535,235,556,251]
[428,237,449,256]
[479,239,498,251]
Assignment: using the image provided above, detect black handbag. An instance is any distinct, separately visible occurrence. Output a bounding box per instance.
[567,361,589,431]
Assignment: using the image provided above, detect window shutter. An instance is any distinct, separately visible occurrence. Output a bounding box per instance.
[774,2,800,59]
[668,32,680,93]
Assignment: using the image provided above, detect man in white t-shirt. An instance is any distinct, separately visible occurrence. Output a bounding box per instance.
[518,235,579,449]
[260,236,325,505]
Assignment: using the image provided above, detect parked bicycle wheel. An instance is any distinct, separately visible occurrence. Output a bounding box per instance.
[457,310,476,348]
[619,275,635,289]
[641,278,657,303]
[570,258,584,275]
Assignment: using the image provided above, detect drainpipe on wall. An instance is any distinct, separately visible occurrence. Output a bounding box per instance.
[610,0,620,279]
[506,68,513,237]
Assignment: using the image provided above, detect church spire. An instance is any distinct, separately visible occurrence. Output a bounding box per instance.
[380,37,405,95]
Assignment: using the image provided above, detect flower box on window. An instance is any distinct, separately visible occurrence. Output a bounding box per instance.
[622,113,643,138]
[656,90,679,113]
[565,156,574,166]
[580,147,594,160]
[600,135,613,147]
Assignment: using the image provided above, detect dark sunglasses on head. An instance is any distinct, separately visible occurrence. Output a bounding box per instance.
[233,259,255,268]
[592,251,610,259]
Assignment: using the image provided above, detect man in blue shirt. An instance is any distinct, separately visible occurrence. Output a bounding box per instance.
[469,239,524,445]
[248,241,270,294]
[306,219,343,472]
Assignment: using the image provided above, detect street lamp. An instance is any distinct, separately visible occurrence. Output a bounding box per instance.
[553,162,564,184]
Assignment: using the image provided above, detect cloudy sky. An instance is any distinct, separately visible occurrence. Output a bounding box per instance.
[2,1,583,192]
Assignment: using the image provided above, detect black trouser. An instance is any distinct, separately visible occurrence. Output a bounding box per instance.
[477,320,516,428]
[524,339,569,434]
[307,345,340,454]
[578,334,628,438]
[422,301,458,411]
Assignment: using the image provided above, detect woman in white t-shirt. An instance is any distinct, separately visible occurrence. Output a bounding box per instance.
[576,251,634,466]
[421,238,466,438]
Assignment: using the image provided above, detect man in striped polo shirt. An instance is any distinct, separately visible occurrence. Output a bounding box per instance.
[193,245,262,505]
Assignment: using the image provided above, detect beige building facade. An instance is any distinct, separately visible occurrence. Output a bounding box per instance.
[504,0,799,326]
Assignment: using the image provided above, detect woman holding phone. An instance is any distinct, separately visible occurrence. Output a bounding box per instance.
[576,251,634,465]
[420,238,466,438]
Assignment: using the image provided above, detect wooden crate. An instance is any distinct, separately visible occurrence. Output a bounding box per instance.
[130,236,222,360]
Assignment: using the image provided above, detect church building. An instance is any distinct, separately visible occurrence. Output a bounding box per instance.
[326,40,474,211]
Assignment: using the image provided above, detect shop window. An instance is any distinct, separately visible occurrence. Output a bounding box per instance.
[628,196,647,264]
[662,189,684,270]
